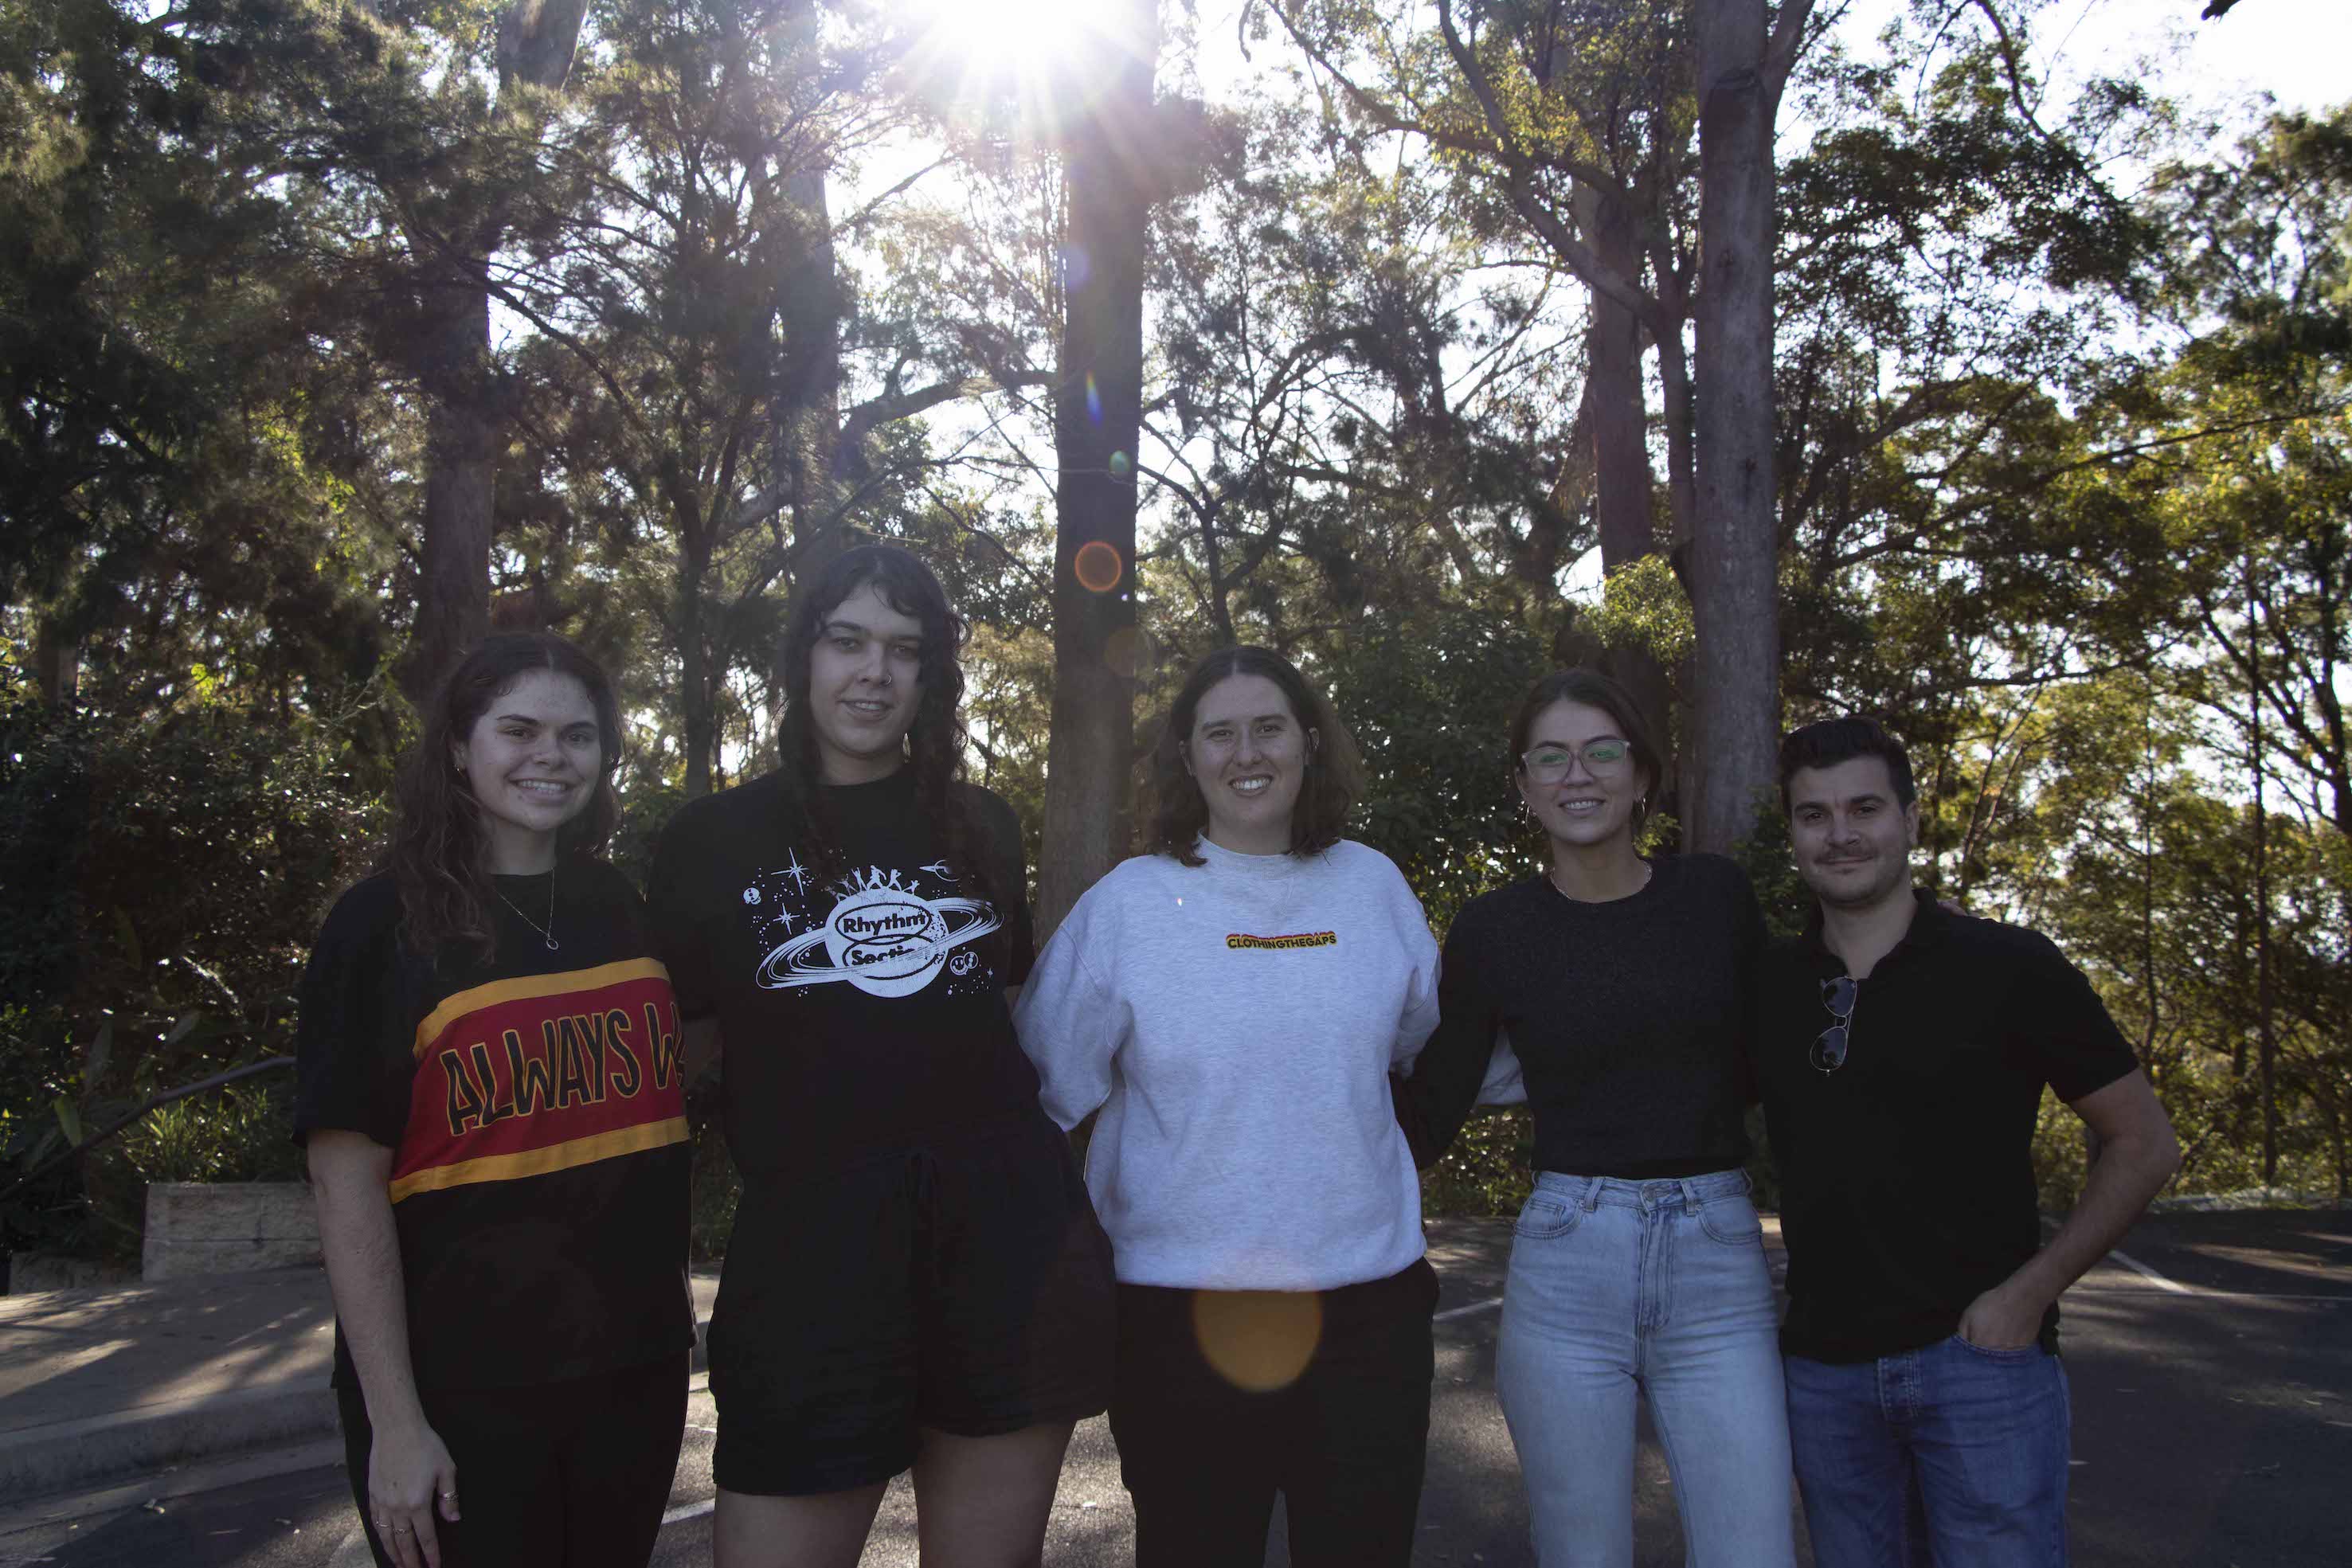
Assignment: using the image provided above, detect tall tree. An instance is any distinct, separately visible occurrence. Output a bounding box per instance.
[400,0,593,705]
[1683,0,1810,847]
[1035,0,1159,932]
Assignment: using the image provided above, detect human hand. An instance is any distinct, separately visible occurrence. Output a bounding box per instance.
[368,1415,458,1568]
[1955,1283,2043,1351]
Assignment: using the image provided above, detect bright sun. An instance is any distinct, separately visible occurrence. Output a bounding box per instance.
[902,0,1109,85]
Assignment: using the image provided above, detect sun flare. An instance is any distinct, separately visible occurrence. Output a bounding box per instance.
[902,0,1104,81]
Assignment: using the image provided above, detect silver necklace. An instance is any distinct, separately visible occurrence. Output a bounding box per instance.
[497,871,559,952]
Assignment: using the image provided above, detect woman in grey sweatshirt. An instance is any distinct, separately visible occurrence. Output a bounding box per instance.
[1015,645,1441,1568]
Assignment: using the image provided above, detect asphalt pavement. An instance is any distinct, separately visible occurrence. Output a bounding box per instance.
[2,1211,2347,1566]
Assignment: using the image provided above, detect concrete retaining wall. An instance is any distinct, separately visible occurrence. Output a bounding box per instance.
[142,1183,320,1281]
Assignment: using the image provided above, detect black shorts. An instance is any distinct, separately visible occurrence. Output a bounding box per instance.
[708,1112,1117,1495]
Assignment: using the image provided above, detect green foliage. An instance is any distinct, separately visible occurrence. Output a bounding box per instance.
[6,0,2350,1265]
[0,686,380,1254]
[1420,1107,1534,1218]
[1584,555,1695,672]
[1325,601,1559,931]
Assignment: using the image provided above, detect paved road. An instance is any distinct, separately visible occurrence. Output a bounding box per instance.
[5,1211,2346,1567]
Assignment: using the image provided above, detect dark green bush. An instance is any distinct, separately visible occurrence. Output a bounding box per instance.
[0,697,380,1257]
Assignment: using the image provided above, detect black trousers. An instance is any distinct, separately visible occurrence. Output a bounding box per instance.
[337,1351,688,1568]
[1110,1257,1438,1568]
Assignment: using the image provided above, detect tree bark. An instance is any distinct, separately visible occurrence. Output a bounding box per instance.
[1035,0,1157,936]
[1685,0,1805,852]
[776,163,846,569]
[397,0,589,708]
[1575,183,1676,778]
[406,273,497,709]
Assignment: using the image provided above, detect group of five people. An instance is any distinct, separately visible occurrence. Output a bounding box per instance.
[295,542,2181,1568]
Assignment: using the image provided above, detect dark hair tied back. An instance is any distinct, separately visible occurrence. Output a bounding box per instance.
[1147,645,1364,865]
[387,632,624,962]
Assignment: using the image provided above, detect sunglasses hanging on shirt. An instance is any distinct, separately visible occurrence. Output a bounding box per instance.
[1811,975,1857,1073]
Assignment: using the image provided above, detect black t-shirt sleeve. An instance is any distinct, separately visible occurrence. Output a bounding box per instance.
[647,802,718,1020]
[2017,933,2139,1102]
[971,786,1035,985]
[292,878,410,1151]
[1395,900,1502,1168]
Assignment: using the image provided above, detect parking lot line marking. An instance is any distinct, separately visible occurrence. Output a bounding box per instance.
[2105,1248,2194,1294]
[1434,1296,1505,1324]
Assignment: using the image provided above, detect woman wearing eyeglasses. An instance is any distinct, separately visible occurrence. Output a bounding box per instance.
[1015,645,1442,1568]
[1395,668,1794,1568]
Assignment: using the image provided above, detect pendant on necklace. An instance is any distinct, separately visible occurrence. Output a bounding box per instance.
[542,934,560,952]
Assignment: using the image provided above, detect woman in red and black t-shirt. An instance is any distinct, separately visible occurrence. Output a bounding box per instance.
[296,633,694,1568]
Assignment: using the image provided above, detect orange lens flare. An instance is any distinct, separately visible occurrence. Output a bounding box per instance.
[1073,540,1124,593]
[1191,1288,1323,1394]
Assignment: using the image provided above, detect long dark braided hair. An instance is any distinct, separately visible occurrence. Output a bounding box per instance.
[386,632,624,961]
[773,545,994,905]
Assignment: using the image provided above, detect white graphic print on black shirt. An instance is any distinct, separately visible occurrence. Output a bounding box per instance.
[648,768,1041,1179]
[744,856,1003,999]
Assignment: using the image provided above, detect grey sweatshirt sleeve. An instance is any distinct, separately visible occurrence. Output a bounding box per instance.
[1012,902,1121,1131]
[1391,884,1442,1069]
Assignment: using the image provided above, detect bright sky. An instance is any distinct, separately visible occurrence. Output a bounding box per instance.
[863,0,2350,608]
[1962,0,2351,122]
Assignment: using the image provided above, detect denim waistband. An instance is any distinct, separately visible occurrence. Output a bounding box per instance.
[1529,1167,1752,1213]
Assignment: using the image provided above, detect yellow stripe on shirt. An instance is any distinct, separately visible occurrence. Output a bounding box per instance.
[387,1116,691,1203]
[410,957,672,1060]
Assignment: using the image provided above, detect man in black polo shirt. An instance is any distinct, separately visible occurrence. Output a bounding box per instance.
[1757,717,2181,1567]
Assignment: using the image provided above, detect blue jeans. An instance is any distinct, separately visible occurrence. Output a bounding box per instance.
[1497,1171,1795,1567]
[1784,1337,2071,1567]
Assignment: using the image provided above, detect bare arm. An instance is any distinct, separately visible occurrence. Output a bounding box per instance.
[309,1131,457,1568]
[1959,1069,2182,1348]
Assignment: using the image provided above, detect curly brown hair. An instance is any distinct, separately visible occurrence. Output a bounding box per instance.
[386,632,623,962]
[1145,645,1364,865]
[771,544,993,905]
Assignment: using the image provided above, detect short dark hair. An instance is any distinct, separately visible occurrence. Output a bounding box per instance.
[1146,646,1364,865]
[1508,668,1664,827]
[388,632,624,960]
[1778,716,1916,811]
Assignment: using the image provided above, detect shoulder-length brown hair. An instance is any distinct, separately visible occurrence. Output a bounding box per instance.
[1145,645,1364,866]
[386,632,624,961]
[1508,667,1664,833]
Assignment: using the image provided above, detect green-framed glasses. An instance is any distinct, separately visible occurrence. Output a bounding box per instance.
[1520,739,1633,783]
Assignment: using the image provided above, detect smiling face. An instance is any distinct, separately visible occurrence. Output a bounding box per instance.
[452,668,603,874]
[1516,698,1650,852]
[1787,755,1919,913]
[806,581,925,784]
[1185,672,1314,855]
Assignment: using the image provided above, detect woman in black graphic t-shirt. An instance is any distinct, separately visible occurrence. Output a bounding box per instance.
[296,633,693,1568]
[646,545,1113,1568]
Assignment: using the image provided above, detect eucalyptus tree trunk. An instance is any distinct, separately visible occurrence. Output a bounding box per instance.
[776,165,847,569]
[400,0,589,707]
[1036,0,1158,935]
[410,275,496,709]
[1574,182,1676,800]
[1685,0,1809,852]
